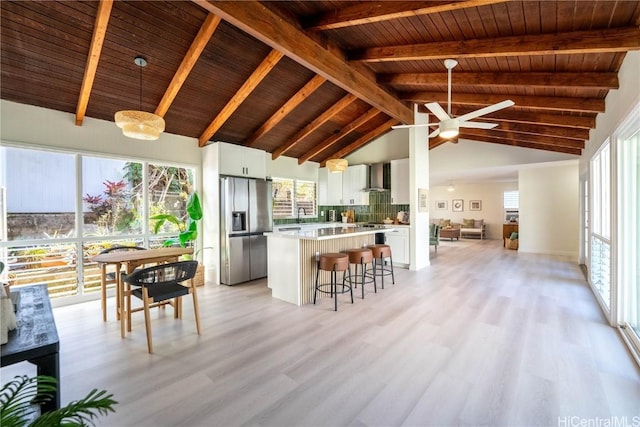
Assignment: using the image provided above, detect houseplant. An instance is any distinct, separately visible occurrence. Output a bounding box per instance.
[150,192,206,285]
[0,375,117,426]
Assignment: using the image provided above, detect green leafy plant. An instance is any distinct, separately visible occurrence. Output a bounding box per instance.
[150,192,202,248]
[0,375,117,427]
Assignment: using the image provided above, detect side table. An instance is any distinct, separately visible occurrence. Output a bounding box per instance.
[440,227,460,241]
[1,285,60,412]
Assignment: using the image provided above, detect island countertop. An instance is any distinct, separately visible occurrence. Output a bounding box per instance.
[265,225,393,241]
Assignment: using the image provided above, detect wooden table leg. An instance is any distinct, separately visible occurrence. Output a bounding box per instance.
[119,263,126,339]
[100,264,107,322]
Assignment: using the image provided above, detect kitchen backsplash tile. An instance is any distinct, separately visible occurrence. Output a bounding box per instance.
[273,192,409,225]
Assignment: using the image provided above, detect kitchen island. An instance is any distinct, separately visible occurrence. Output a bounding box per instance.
[265,225,393,305]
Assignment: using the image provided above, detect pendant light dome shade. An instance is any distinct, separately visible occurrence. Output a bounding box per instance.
[115,110,165,140]
[326,158,348,173]
[115,56,165,140]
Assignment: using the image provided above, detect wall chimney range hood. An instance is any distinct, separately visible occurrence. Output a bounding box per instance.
[363,163,389,192]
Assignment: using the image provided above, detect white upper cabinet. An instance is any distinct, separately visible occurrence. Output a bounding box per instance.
[390,158,410,205]
[218,142,267,179]
[342,164,369,206]
[318,167,343,205]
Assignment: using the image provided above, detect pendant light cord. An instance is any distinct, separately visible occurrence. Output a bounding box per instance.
[139,61,143,111]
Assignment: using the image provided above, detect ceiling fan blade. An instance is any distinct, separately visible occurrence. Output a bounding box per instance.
[391,123,433,129]
[455,100,515,122]
[429,128,440,138]
[459,121,498,129]
[425,102,451,122]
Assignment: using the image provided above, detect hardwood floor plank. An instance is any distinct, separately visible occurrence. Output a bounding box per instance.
[2,239,638,426]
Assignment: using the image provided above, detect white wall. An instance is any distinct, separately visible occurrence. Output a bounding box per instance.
[519,162,580,258]
[269,155,318,181]
[345,129,409,165]
[429,182,518,240]
[0,100,201,166]
[430,138,577,186]
[582,51,640,173]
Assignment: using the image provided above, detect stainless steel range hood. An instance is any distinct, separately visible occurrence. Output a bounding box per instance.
[363,163,389,192]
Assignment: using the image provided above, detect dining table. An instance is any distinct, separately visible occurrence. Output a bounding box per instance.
[91,247,193,338]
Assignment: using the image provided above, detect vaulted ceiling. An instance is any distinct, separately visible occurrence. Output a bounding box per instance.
[2,1,640,164]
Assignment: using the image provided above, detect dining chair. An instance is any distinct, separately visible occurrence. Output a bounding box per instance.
[122,260,200,353]
[98,245,146,321]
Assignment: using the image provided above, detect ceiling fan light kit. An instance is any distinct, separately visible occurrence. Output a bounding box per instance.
[115,56,165,141]
[326,158,348,173]
[392,59,514,141]
[439,118,459,139]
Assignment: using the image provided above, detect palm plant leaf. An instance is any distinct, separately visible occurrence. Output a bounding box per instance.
[0,376,117,427]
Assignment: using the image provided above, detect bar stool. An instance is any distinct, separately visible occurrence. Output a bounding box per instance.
[345,248,376,299]
[314,253,352,311]
[368,244,395,289]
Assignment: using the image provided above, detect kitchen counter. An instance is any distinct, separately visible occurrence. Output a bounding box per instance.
[265,226,394,305]
[266,225,391,241]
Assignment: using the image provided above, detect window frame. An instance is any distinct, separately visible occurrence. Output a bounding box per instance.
[272,177,317,219]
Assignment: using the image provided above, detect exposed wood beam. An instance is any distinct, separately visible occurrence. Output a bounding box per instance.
[446,106,596,129]
[350,27,640,62]
[155,14,221,117]
[272,94,357,160]
[403,92,605,113]
[194,0,414,124]
[380,72,619,90]
[320,118,398,166]
[245,75,326,148]
[198,49,284,146]
[460,128,585,149]
[484,121,589,140]
[303,0,508,31]
[75,0,112,126]
[454,132,582,155]
[298,108,381,164]
[428,136,449,149]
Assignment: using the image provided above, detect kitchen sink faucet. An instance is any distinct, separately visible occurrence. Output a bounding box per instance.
[297,207,306,223]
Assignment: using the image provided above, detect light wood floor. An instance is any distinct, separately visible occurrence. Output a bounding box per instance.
[3,239,639,426]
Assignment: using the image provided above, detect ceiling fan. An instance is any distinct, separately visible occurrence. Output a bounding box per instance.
[393,59,515,139]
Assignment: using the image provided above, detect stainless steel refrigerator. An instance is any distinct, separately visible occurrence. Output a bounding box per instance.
[220,177,272,285]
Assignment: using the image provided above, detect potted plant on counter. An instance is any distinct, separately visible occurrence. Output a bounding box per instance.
[150,192,207,286]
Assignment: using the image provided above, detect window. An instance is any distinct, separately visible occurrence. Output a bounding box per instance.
[0,145,196,299]
[272,178,316,219]
[503,191,519,209]
[590,140,611,310]
[616,104,640,352]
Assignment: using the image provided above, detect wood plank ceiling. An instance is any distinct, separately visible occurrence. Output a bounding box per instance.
[2,1,640,164]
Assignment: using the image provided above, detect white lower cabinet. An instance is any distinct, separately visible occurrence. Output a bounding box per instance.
[384,226,409,265]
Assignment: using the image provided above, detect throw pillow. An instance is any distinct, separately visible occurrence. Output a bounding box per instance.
[510,232,519,240]
[462,218,474,228]
[439,219,451,228]
[474,219,484,228]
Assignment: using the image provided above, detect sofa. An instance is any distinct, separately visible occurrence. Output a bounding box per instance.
[432,218,486,240]
[460,218,486,239]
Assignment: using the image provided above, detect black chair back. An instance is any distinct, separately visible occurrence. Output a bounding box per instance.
[124,260,198,289]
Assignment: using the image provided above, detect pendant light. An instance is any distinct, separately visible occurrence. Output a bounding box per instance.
[447,184,455,192]
[326,158,348,173]
[114,56,165,140]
